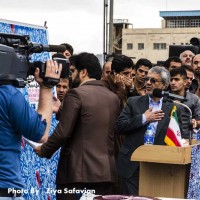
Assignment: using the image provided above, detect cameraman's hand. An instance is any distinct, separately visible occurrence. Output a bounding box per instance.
[34,60,62,86]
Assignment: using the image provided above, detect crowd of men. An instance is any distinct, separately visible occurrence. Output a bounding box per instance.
[1,41,200,200]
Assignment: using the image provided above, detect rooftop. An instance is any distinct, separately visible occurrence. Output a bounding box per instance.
[160,10,200,20]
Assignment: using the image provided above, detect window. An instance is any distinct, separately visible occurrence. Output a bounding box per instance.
[166,19,200,28]
[138,43,144,50]
[153,43,166,50]
[127,43,133,50]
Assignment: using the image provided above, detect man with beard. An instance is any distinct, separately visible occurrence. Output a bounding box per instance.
[180,50,195,66]
[132,58,152,96]
[191,54,200,97]
[35,52,120,200]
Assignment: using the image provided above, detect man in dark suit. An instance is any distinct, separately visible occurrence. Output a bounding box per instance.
[116,66,182,195]
[35,52,120,200]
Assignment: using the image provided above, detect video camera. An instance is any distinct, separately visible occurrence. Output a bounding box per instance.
[0,33,66,87]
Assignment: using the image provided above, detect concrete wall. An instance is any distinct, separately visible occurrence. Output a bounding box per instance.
[122,27,200,64]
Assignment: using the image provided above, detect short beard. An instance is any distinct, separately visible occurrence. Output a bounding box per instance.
[71,72,81,88]
[195,70,200,77]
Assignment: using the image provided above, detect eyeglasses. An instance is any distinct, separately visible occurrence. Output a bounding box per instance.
[69,68,76,77]
[69,68,75,73]
[145,77,162,84]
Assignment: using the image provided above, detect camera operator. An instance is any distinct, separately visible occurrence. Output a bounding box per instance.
[0,60,62,199]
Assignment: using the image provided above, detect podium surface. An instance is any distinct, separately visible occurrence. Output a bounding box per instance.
[131,145,192,198]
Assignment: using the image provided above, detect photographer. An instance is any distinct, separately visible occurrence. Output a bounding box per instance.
[0,60,62,199]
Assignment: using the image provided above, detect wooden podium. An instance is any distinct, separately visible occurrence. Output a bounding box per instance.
[131,145,193,198]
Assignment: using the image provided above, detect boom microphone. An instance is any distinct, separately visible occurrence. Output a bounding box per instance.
[46,45,66,52]
[152,88,186,101]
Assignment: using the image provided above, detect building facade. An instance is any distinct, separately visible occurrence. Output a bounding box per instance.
[120,10,200,64]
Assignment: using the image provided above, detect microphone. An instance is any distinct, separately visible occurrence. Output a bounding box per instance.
[28,43,66,53]
[152,88,186,102]
[45,44,66,52]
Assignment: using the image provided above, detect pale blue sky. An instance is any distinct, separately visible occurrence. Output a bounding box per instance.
[0,0,200,54]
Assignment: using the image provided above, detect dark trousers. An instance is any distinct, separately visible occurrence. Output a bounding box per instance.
[122,167,139,196]
[56,182,113,200]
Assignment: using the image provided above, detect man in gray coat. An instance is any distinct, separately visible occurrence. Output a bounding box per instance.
[116,66,182,195]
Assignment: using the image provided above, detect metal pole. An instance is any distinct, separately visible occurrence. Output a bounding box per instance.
[108,0,114,55]
[173,101,193,145]
[103,0,108,62]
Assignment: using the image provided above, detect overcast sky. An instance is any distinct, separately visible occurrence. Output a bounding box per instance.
[0,0,200,54]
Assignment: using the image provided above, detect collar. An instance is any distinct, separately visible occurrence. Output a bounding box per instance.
[80,78,96,86]
[148,94,163,104]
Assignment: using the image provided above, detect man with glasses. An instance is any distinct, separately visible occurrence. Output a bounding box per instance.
[132,58,152,96]
[116,66,182,196]
[35,52,120,200]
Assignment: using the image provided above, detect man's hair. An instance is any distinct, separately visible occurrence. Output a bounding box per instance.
[149,66,170,87]
[111,54,133,73]
[102,61,112,70]
[170,67,187,80]
[69,52,102,80]
[164,56,182,69]
[182,64,194,73]
[135,58,152,71]
[60,43,74,55]
[180,50,195,59]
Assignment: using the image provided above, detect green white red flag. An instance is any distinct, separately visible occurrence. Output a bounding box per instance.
[164,105,183,147]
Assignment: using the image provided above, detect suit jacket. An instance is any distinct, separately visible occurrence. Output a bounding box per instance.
[116,94,182,179]
[41,80,120,184]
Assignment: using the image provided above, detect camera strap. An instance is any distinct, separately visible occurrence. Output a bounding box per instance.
[42,77,60,88]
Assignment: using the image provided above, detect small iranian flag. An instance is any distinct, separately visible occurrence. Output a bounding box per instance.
[164,105,183,147]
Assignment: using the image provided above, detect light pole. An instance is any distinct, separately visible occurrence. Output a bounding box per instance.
[108,0,114,55]
[103,0,108,62]
[103,0,114,63]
